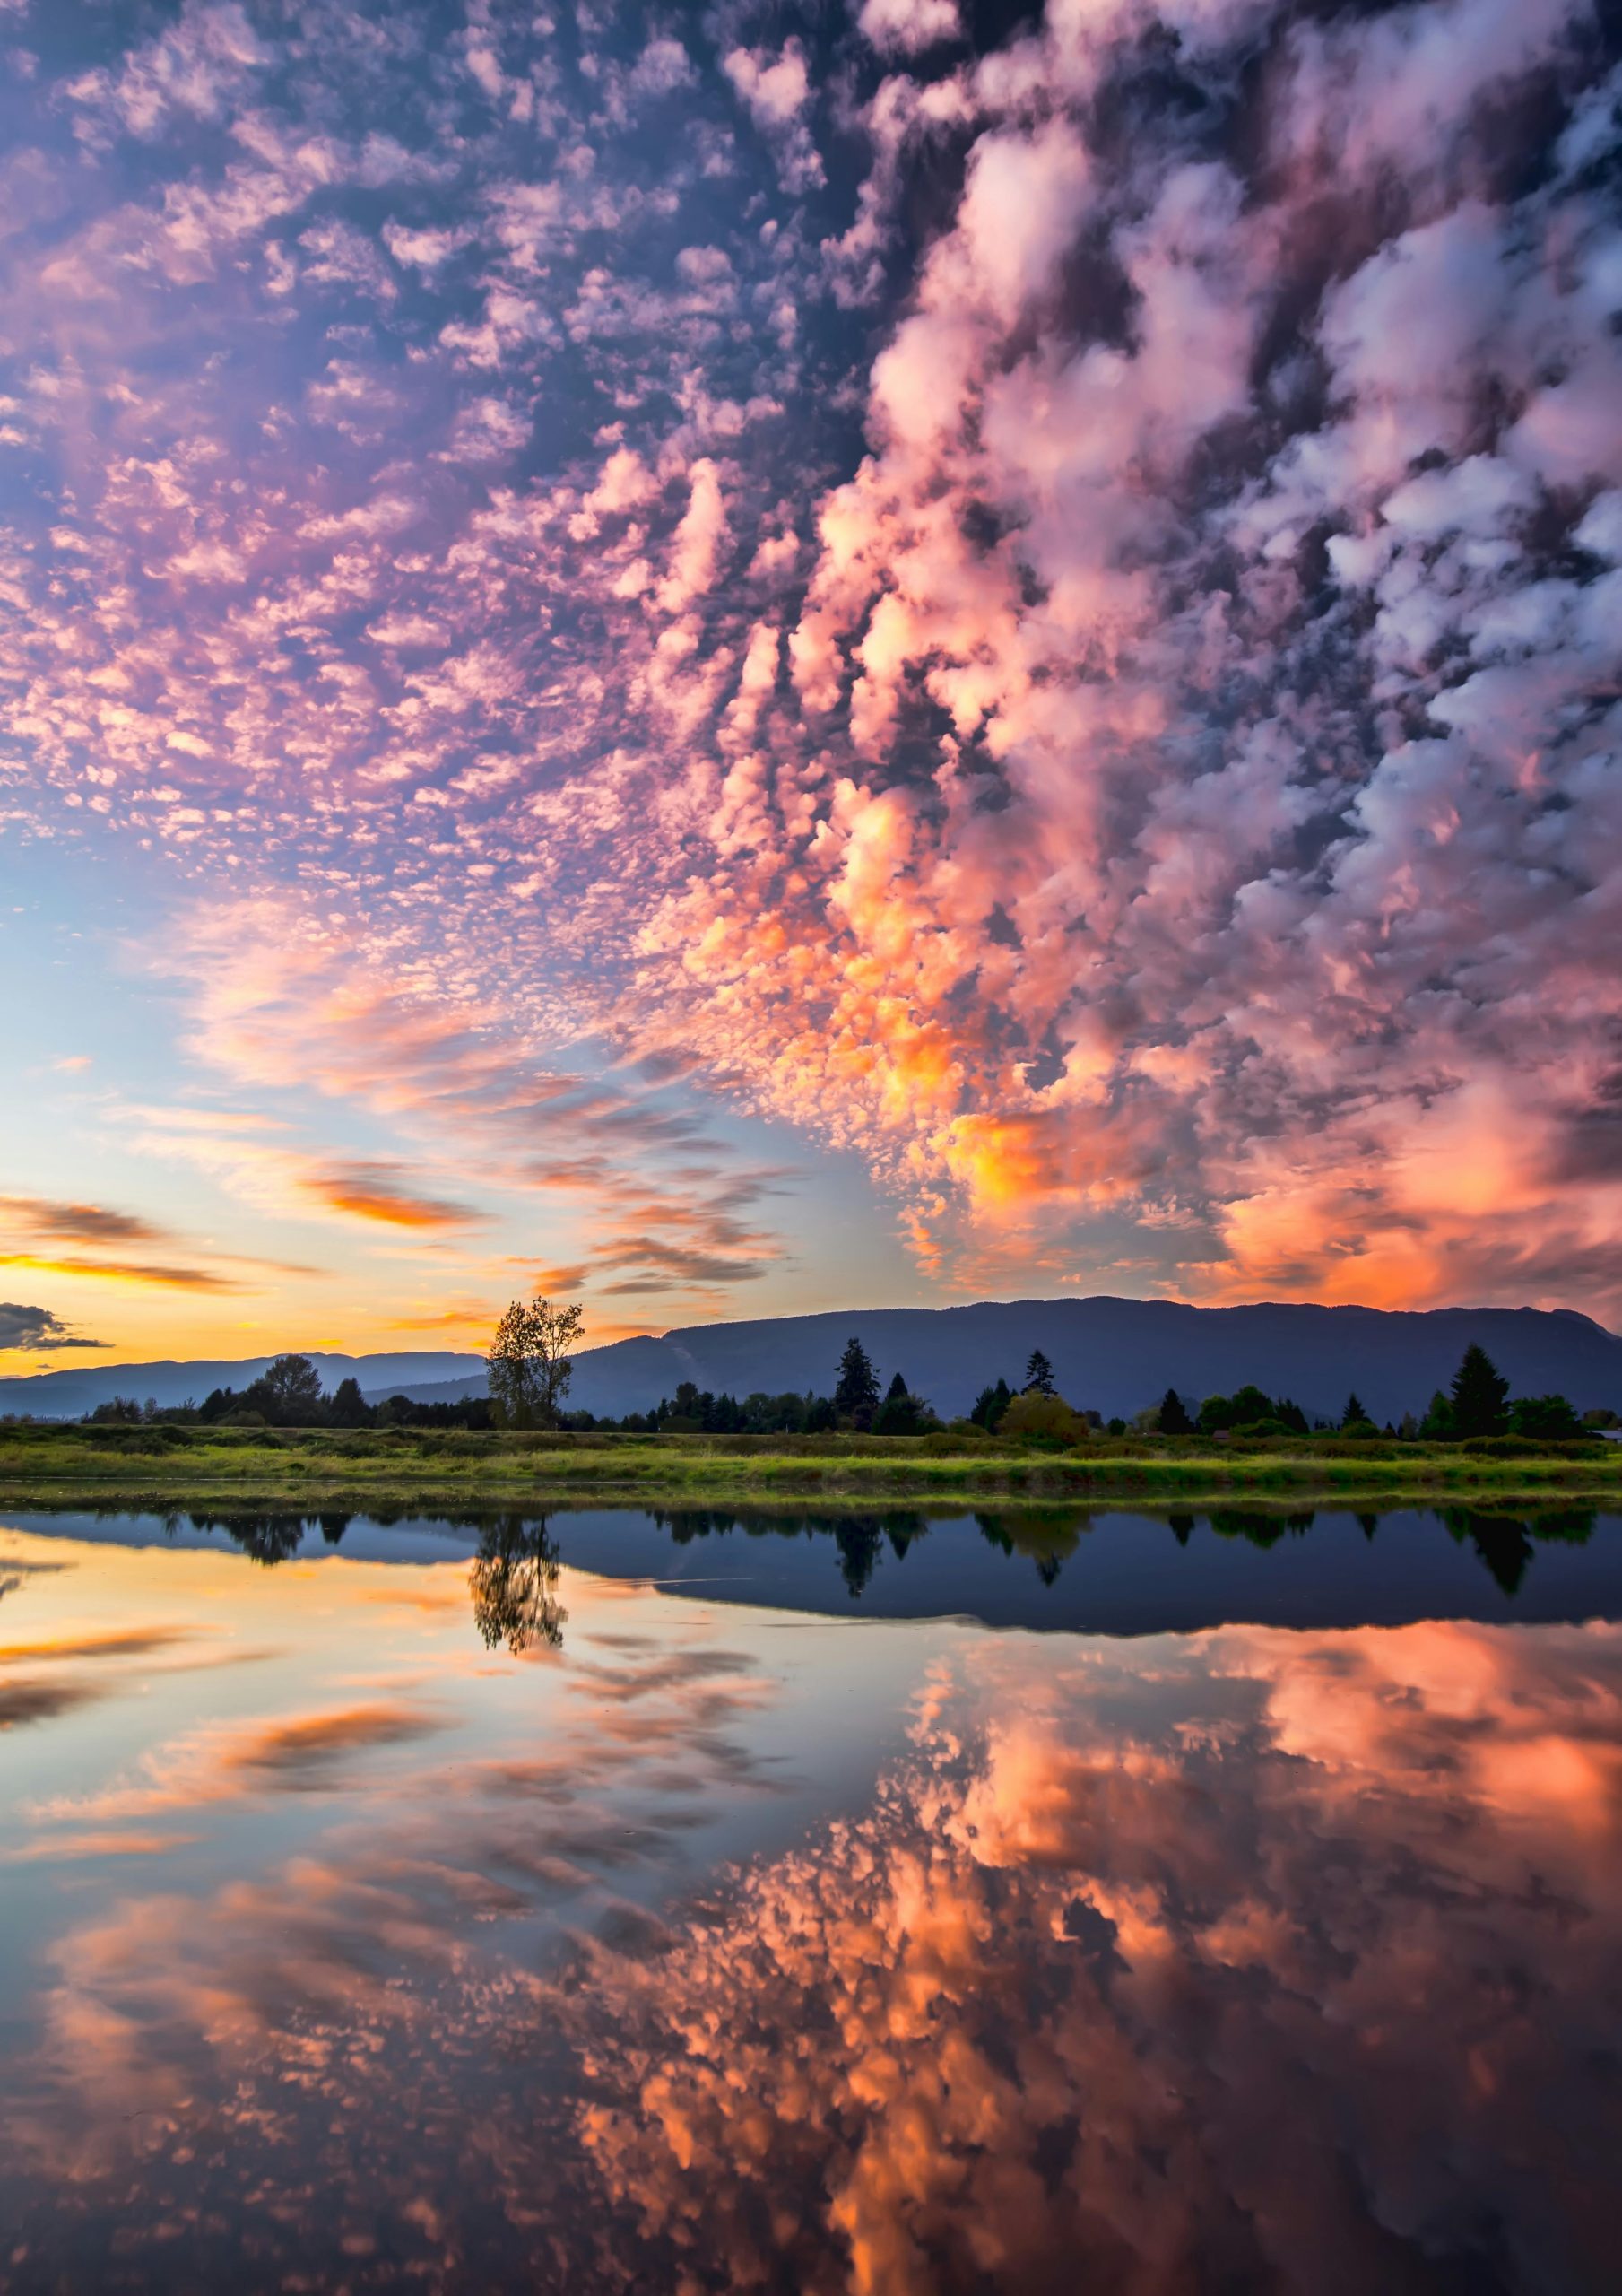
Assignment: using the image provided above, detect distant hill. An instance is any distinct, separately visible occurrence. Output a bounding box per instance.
[0,1351,484,1421]
[6,1300,1621,1426]
[560,1300,1622,1425]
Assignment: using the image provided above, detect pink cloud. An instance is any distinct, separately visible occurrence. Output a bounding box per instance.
[1,0,1617,1323]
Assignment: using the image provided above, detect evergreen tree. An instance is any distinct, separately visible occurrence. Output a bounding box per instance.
[1157,1387,1193,1435]
[1418,1389,1454,1439]
[1024,1348,1057,1396]
[874,1371,933,1436]
[834,1336,880,1422]
[1340,1392,1370,1429]
[327,1376,373,1427]
[970,1377,1013,1431]
[1449,1345,1510,1439]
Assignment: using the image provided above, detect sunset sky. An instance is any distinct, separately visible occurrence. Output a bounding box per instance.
[2,0,1619,1372]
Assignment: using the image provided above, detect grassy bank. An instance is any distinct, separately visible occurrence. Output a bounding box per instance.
[2,1422,1619,1514]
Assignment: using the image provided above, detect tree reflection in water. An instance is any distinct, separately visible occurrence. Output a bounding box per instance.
[648,1500,1600,1602]
[470,1515,567,1653]
[189,1512,309,1566]
[172,1499,1602,1619]
[654,1508,932,1598]
[975,1509,1087,1580]
[1439,1508,1595,1596]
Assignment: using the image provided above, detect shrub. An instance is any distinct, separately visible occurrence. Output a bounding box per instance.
[1000,1391,1089,1442]
[1507,1394,1585,1442]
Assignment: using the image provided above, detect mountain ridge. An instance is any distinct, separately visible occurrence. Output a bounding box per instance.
[0,1350,484,1420]
[4,1298,1620,1424]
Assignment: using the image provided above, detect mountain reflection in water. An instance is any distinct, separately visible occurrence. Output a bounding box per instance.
[0,1509,1617,2292]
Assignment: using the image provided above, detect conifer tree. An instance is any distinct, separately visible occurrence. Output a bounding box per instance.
[1157,1387,1193,1435]
[1449,1345,1509,1439]
[873,1370,928,1436]
[1024,1349,1057,1396]
[327,1376,373,1427]
[834,1336,880,1421]
[971,1377,1013,1431]
[1419,1389,1454,1439]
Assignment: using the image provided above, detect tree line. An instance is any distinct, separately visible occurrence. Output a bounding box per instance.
[82,1355,493,1431]
[77,1322,1611,1445]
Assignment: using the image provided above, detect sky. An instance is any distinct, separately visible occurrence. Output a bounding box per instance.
[0,0,1619,1373]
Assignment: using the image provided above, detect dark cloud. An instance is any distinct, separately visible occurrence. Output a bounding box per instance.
[0,1303,107,1353]
[0,1198,165,1248]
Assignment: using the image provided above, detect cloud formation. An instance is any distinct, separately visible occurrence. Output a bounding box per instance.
[0,1192,289,1297]
[2,0,1618,1321]
[0,1302,106,1354]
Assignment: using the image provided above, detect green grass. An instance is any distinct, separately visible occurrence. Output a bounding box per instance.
[2,1422,1618,1514]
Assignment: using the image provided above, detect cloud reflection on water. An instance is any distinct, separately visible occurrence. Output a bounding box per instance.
[0,1562,1615,2291]
[562,1621,1622,2295]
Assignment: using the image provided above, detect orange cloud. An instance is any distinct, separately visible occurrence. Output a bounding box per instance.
[0,1193,293,1301]
[6,1831,199,1863]
[0,1253,242,1292]
[0,1196,168,1248]
[298,1161,487,1231]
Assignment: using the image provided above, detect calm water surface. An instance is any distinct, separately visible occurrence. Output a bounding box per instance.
[1,1501,1618,2293]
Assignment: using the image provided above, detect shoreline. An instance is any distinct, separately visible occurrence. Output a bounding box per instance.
[3,1427,1618,1515]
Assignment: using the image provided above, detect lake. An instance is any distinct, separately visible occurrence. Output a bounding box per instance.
[2,1500,1618,2292]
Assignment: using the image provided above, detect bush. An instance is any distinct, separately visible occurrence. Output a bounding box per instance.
[1508,1394,1585,1441]
[1000,1391,1089,1442]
